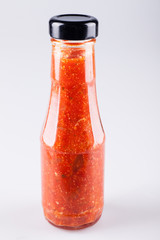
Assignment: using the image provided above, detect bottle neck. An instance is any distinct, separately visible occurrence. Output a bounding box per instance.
[50,39,96,86]
[42,38,104,151]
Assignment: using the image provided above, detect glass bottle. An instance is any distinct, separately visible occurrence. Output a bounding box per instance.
[40,14,105,229]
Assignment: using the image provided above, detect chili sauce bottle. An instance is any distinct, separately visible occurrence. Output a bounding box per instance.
[40,14,105,229]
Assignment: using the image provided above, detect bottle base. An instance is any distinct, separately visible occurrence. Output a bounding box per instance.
[45,214,102,230]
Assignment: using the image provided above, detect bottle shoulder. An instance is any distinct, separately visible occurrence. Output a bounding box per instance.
[41,105,105,154]
[41,81,105,153]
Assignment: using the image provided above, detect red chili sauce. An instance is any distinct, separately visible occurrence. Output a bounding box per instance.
[41,39,105,228]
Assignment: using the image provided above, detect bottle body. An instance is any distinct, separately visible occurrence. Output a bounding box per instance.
[41,39,105,229]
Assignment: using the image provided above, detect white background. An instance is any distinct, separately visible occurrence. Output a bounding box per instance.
[0,0,160,239]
